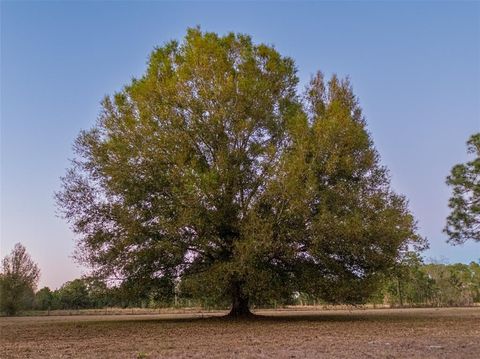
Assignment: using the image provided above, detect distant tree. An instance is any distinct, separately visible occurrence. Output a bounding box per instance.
[34,287,54,311]
[383,252,435,306]
[57,279,90,309]
[424,264,464,306]
[82,277,112,308]
[57,28,424,317]
[0,243,40,315]
[372,259,480,307]
[468,261,480,302]
[448,263,478,305]
[445,133,480,244]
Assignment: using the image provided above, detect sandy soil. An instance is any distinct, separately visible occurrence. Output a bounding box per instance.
[1,307,479,358]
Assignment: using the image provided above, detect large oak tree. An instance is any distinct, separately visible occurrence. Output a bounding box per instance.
[57,28,424,317]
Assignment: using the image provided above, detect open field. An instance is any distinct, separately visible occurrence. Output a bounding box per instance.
[1,307,479,358]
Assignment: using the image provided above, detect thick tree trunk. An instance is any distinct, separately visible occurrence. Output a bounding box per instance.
[227,281,253,318]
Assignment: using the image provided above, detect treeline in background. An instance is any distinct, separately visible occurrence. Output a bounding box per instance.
[3,258,479,314]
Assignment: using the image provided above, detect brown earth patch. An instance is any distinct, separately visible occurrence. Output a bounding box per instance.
[1,307,479,358]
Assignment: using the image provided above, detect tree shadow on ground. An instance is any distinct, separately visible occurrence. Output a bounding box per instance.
[96,311,436,326]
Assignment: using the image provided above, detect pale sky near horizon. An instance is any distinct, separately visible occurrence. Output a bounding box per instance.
[1,1,479,289]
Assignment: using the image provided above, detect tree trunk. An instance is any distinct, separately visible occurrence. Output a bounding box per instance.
[397,278,403,307]
[227,281,253,318]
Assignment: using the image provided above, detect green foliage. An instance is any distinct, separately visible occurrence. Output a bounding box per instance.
[34,287,54,310]
[0,243,40,315]
[27,261,480,312]
[56,28,424,312]
[268,73,426,304]
[380,252,436,306]
[57,279,90,309]
[372,257,480,307]
[445,133,480,244]
[83,277,110,308]
[424,262,480,306]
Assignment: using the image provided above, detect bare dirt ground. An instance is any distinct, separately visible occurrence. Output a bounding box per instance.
[1,307,479,358]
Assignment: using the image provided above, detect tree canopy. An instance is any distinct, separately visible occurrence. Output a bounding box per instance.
[0,243,40,315]
[445,133,480,244]
[57,28,424,317]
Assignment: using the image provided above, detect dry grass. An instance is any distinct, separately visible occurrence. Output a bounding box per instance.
[1,307,479,358]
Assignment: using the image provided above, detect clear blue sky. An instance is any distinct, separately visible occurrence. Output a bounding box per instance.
[1,1,479,289]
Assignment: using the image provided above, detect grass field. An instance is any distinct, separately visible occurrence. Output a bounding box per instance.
[1,307,479,358]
